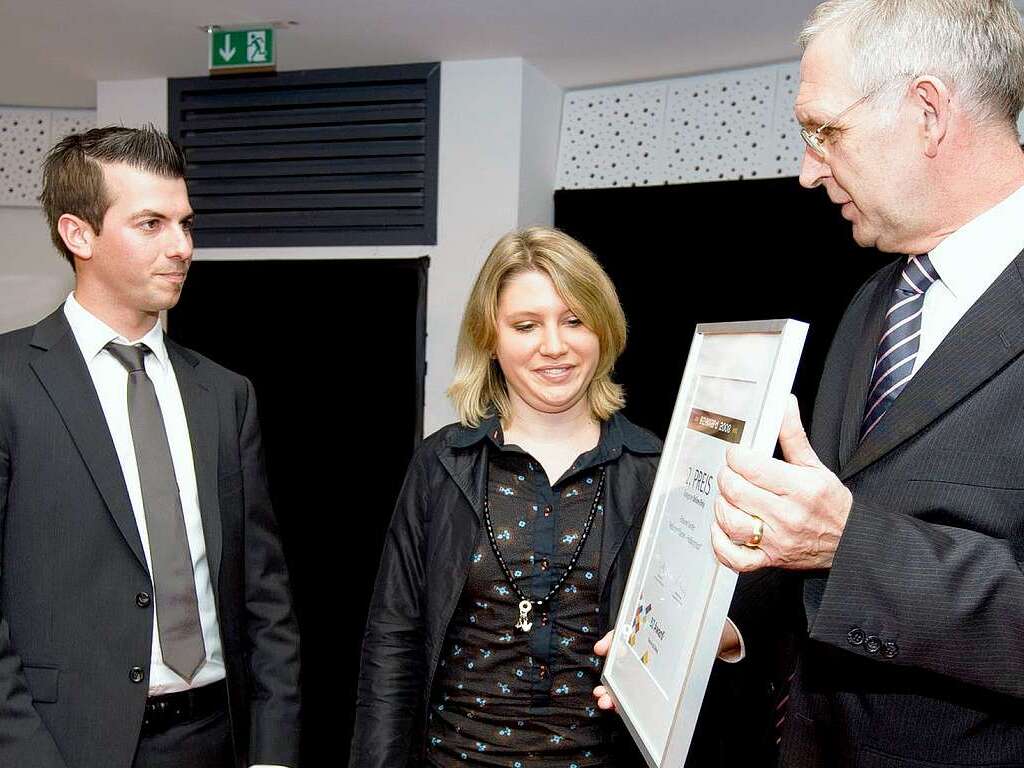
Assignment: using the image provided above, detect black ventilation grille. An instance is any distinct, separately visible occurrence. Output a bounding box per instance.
[168,63,439,247]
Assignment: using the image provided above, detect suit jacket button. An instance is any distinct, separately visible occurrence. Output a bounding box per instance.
[136,592,151,608]
[864,635,882,654]
[881,641,899,659]
[847,628,866,646]
[129,666,145,684]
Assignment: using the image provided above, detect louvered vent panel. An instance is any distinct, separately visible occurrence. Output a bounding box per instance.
[168,63,439,247]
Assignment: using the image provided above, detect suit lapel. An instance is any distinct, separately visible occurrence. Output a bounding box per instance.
[29,309,149,571]
[838,262,902,469]
[842,252,1024,480]
[167,341,223,591]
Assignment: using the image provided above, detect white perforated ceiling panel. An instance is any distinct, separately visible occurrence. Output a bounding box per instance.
[0,107,96,207]
[770,62,805,178]
[663,65,777,183]
[559,83,668,189]
[557,61,806,189]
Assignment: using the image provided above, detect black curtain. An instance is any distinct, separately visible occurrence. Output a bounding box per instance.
[555,178,891,438]
[556,178,891,765]
[168,257,428,763]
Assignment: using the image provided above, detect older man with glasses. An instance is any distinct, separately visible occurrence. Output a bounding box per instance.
[708,0,1024,765]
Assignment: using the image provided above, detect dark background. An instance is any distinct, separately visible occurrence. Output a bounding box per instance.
[554,178,891,764]
[168,257,427,761]
[555,178,891,435]
[166,178,892,764]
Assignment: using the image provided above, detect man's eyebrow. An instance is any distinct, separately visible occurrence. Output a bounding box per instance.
[130,209,168,220]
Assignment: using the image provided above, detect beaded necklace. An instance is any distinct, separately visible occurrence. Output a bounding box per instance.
[482,467,606,632]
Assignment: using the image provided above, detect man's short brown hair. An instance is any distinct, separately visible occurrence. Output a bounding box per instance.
[38,125,186,268]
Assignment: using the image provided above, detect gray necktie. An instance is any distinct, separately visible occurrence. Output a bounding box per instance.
[106,342,206,682]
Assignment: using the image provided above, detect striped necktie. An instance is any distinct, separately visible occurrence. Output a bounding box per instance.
[861,254,939,439]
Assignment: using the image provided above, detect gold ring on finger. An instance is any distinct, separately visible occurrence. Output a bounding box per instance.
[745,515,764,548]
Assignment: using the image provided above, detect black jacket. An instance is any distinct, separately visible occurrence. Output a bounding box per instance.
[349,412,796,768]
[349,413,661,767]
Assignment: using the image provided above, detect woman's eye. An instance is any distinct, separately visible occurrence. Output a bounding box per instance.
[566,317,583,327]
[514,323,535,332]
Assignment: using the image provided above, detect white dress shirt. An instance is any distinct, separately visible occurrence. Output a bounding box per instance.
[63,293,225,696]
[64,295,289,768]
[916,183,1024,372]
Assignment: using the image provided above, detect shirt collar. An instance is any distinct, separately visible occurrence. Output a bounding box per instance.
[928,182,1024,305]
[448,411,660,457]
[63,292,169,370]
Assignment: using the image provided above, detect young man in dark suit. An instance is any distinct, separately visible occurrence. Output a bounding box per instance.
[710,1,1024,765]
[0,126,301,768]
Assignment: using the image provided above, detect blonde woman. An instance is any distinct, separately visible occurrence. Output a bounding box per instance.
[350,227,661,767]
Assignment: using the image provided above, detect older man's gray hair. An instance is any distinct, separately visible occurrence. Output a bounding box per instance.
[800,0,1024,133]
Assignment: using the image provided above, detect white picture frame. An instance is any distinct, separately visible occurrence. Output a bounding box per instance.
[601,319,808,767]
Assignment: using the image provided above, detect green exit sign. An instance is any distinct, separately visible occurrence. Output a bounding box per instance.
[209,27,275,73]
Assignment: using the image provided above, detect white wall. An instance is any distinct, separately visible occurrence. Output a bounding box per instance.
[96,78,167,128]
[0,106,94,334]
[96,59,563,434]
[0,207,73,331]
[518,62,564,228]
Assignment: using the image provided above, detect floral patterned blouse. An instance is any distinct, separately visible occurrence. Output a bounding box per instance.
[425,426,618,767]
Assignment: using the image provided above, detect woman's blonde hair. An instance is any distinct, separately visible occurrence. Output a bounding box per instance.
[448,226,627,427]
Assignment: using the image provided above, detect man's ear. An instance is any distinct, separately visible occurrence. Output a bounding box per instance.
[56,214,96,262]
[911,75,951,158]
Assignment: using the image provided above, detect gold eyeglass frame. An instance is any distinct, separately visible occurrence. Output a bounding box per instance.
[800,93,871,158]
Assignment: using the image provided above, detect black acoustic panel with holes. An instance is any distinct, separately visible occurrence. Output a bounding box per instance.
[168,64,440,248]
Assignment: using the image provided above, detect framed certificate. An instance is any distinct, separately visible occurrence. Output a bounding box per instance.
[601,319,807,767]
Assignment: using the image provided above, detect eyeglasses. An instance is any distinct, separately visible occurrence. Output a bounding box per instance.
[800,93,871,159]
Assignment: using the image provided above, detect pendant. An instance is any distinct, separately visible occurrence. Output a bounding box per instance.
[515,599,533,632]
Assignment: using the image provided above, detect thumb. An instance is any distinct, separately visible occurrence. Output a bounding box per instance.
[778,394,820,467]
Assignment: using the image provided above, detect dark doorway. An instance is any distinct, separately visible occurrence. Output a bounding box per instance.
[555,178,891,438]
[168,257,428,762]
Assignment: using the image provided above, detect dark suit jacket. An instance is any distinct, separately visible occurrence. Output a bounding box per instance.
[781,253,1024,766]
[0,307,301,768]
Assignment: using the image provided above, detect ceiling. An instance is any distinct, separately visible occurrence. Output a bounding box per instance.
[1,0,825,108]
[6,0,1024,110]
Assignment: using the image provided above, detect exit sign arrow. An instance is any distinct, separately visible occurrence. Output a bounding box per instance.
[218,34,237,62]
